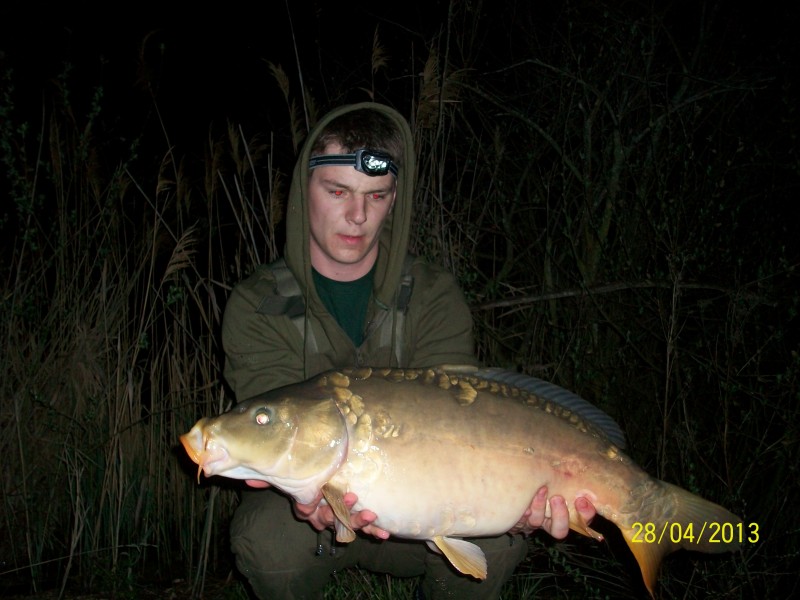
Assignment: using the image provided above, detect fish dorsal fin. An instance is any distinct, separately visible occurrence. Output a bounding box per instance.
[321,483,355,543]
[454,366,627,449]
[429,536,488,580]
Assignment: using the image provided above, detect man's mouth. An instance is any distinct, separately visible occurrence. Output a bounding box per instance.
[338,234,364,245]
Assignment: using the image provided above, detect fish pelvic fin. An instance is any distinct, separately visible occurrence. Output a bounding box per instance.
[321,483,355,543]
[569,510,605,542]
[620,480,743,598]
[429,536,488,580]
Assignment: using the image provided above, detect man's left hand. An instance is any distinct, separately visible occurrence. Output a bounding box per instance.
[510,485,596,539]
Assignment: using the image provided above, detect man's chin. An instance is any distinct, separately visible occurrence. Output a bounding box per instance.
[329,246,371,265]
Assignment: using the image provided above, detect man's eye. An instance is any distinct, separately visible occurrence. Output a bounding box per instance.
[371,193,384,200]
[332,190,344,197]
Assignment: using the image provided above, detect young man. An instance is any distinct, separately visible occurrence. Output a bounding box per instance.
[222,102,596,599]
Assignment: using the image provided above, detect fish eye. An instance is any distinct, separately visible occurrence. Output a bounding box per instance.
[255,407,272,426]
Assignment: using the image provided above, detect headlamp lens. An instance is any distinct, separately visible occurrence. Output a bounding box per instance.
[357,149,393,176]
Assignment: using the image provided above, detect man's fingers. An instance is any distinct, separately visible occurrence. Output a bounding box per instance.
[527,486,549,527]
[294,491,390,540]
[245,479,270,488]
[294,503,315,518]
[293,491,326,524]
[361,524,391,539]
[349,509,390,538]
[350,509,377,527]
[575,496,596,524]
[547,496,570,539]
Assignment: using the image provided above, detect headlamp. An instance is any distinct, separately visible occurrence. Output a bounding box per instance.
[309,148,398,177]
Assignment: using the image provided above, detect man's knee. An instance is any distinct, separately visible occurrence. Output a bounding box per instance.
[230,490,337,599]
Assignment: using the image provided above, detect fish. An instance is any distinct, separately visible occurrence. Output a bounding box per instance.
[180,365,742,596]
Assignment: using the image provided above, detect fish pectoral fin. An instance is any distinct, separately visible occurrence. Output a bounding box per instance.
[569,509,605,542]
[321,483,355,543]
[429,536,488,580]
[333,518,356,544]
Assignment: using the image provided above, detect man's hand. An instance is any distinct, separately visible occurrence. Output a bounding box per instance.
[243,479,390,540]
[510,485,597,539]
[245,479,270,488]
[292,490,391,539]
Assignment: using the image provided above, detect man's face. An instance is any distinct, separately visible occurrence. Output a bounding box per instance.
[307,143,397,281]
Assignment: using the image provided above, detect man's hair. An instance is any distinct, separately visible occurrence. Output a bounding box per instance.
[311,109,404,169]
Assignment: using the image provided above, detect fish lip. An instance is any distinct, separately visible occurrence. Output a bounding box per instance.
[180,424,205,464]
[180,423,232,479]
[197,444,230,477]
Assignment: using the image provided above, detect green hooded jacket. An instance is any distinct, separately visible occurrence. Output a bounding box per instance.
[222,102,477,400]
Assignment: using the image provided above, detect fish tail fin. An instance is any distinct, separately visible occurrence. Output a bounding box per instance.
[619,480,742,598]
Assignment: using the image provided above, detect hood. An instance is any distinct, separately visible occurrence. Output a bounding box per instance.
[283,102,416,310]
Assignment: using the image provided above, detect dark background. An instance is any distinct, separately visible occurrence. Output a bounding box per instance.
[2,1,798,598]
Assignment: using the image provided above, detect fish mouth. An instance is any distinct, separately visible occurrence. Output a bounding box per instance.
[180,421,230,482]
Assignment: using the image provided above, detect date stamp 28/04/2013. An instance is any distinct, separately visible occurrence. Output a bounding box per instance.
[631,521,758,545]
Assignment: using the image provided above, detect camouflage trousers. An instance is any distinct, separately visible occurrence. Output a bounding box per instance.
[230,488,528,600]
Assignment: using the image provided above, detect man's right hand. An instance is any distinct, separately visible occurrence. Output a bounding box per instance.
[246,480,390,540]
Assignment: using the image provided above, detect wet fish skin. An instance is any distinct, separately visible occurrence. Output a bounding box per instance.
[180,365,742,596]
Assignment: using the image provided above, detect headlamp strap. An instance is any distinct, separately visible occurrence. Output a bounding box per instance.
[309,148,398,177]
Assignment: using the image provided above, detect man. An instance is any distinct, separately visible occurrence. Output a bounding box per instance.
[222,102,596,599]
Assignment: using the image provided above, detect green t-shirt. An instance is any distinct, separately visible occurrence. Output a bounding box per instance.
[312,266,375,346]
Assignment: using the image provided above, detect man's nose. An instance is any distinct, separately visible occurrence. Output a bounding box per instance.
[346,197,367,224]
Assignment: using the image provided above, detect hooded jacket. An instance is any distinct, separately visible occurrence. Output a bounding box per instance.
[222,102,477,400]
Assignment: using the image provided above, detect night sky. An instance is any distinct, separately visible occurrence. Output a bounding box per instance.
[2,2,796,137]
[1,1,459,146]
[1,1,797,218]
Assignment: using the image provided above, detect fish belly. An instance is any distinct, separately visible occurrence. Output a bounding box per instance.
[329,381,625,540]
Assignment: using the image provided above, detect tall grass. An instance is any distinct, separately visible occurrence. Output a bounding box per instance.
[2,1,798,598]
[0,65,280,595]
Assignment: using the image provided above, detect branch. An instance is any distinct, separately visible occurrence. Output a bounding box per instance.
[473,280,772,311]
